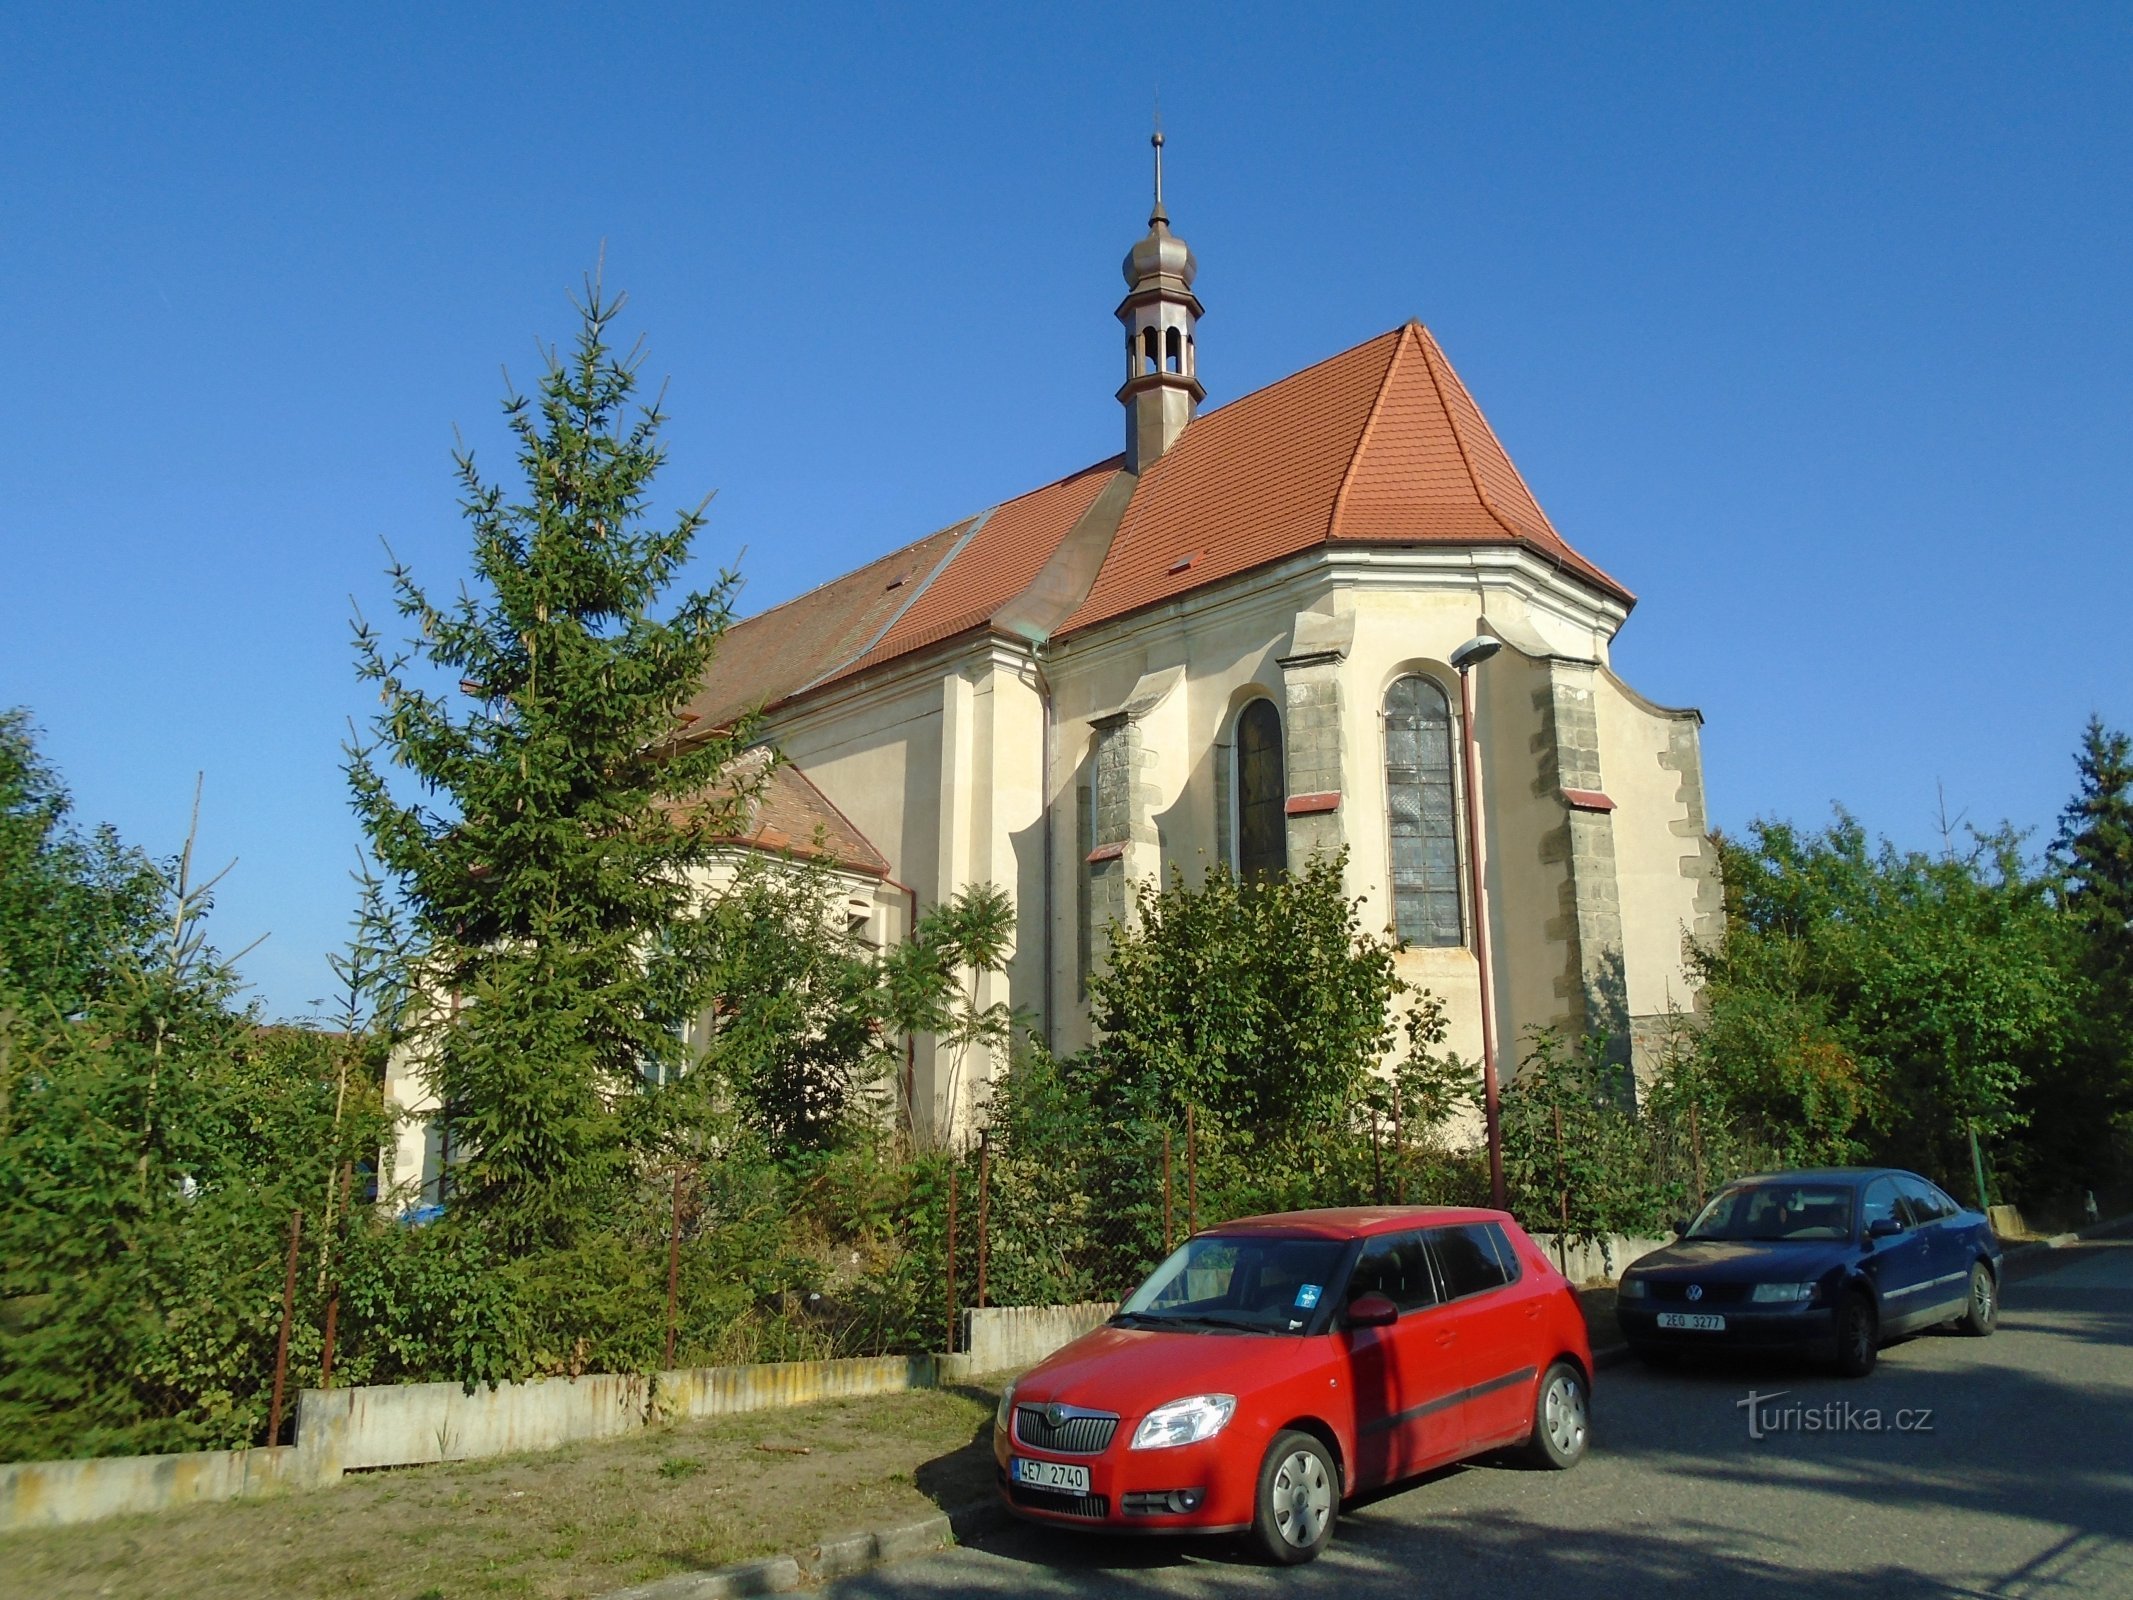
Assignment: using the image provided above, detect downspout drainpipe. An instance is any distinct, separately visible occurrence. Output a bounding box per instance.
[883,872,921,1127]
[1027,641,1056,1057]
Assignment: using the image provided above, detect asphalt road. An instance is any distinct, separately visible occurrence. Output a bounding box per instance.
[832,1239,2133,1600]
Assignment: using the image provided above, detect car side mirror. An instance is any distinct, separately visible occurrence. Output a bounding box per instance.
[1867,1217,1904,1240]
[1346,1292,1398,1329]
[1670,1217,1689,1239]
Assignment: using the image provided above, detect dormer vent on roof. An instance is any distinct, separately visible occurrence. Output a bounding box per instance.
[1116,127,1204,473]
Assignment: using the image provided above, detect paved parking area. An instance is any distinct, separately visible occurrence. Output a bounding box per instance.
[831,1240,2133,1600]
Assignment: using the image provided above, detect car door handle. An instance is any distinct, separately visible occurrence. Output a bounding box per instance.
[1435,1331,1457,1348]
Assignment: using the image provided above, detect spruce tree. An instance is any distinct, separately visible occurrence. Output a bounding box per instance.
[2057,715,2133,992]
[349,279,756,1255]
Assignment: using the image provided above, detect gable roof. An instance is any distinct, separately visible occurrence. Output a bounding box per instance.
[690,322,1628,725]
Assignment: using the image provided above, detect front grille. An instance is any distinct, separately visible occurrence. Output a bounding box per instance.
[1015,1406,1119,1454]
[1009,1483,1110,1519]
[1652,1282,1750,1305]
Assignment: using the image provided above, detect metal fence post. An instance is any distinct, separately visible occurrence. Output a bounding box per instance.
[319,1162,352,1388]
[267,1207,303,1446]
[663,1167,685,1370]
[975,1131,991,1310]
[1554,1102,1571,1275]
[1186,1105,1198,1235]
[945,1158,959,1356]
[1688,1099,1706,1205]
[1163,1130,1174,1253]
[1392,1088,1405,1204]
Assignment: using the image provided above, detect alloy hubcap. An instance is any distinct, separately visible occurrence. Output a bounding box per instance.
[1975,1275,1993,1320]
[1544,1373,1588,1456]
[1272,1449,1331,1546]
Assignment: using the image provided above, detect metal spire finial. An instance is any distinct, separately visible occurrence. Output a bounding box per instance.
[1149,109,1168,230]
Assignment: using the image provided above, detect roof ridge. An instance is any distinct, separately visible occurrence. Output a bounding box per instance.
[725,514,977,638]
[1409,323,1524,548]
[1326,322,1416,543]
[1196,324,1407,426]
[795,504,998,694]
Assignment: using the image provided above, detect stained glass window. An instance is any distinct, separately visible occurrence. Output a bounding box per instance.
[1235,698,1287,884]
[1384,675,1463,946]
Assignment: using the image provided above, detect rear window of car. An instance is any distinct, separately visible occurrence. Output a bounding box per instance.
[1896,1174,1956,1223]
[1429,1223,1514,1300]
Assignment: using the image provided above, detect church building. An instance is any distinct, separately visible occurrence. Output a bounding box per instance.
[670,134,1723,1137]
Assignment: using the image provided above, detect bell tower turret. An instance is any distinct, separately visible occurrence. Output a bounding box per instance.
[1116,129,1204,472]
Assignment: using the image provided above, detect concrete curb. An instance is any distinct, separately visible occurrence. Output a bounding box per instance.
[594,1499,1008,1599]
[1999,1209,2133,1283]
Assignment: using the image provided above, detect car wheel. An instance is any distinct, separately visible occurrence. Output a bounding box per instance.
[1524,1360,1590,1469]
[1956,1261,1998,1337]
[1251,1429,1338,1565]
[1835,1291,1878,1378]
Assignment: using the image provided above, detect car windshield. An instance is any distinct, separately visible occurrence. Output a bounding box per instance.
[1687,1182,1856,1242]
[1116,1234,1351,1333]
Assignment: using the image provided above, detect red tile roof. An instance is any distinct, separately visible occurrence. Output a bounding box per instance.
[1059,323,1628,632]
[676,748,891,876]
[692,323,1628,722]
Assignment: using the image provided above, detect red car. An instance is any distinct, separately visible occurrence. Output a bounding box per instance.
[994,1206,1592,1564]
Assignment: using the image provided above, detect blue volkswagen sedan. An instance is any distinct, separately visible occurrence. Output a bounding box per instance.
[1615,1168,2002,1377]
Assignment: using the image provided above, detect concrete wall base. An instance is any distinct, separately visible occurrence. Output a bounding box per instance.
[0,1318,1105,1534]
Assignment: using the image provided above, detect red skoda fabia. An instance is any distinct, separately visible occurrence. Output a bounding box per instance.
[994,1206,1593,1564]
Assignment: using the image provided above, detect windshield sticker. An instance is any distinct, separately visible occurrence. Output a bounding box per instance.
[1295,1284,1322,1309]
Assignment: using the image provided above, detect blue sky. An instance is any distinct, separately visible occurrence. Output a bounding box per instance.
[4,4,2128,1019]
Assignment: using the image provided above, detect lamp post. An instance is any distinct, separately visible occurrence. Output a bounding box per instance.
[1449,634,1505,1210]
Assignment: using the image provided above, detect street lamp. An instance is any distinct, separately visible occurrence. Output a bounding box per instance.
[1449,634,1506,1210]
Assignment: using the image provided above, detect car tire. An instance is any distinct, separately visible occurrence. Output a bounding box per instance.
[1251,1429,1338,1565]
[1523,1360,1590,1469]
[1834,1291,1878,1378]
[1955,1261,1998,1337]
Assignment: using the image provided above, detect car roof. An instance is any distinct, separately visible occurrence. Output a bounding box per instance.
[1725,1168,1923,1187]
[1209,1205,1511,1240]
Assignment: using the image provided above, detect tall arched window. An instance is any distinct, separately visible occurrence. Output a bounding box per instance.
[1235,697,1287,884]
[1165,326,1183,373]
[1384,675,1463,945]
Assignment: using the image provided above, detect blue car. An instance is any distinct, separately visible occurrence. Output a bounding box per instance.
[1615,1168,2003,1377]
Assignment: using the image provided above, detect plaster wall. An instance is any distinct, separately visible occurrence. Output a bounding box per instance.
[1593,669,1718,1077]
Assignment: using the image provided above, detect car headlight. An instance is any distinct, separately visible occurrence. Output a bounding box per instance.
[1750,1282,1814,1304]
[1618,1276,1648,1300]
[1130,1394,1237,1451]
[995,1382,1015,1435]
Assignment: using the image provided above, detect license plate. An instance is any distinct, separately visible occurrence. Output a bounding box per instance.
[1657,1311,1726,1332]
[1012,1457,1091,1493]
